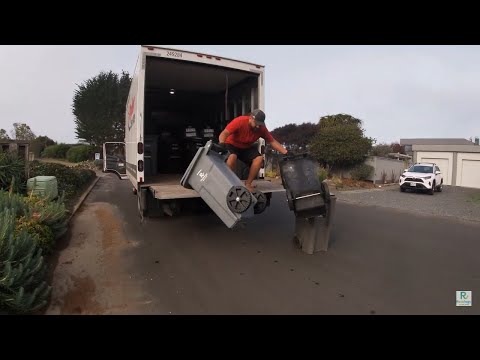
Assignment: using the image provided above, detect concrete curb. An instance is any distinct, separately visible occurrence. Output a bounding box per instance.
[67,176,101,222]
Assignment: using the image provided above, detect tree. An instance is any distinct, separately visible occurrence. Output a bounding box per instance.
[318,113,363,129]
[11,123,36,141]
[391,143,406,154]
[309,114,374,170]
[72,70,131,146]
[35,136,56,147]
[370,143,392,157]
[30,135,57,158]
[270,122,318,150]
[0,129,9,140]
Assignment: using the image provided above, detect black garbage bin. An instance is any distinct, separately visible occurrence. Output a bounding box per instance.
[279,153,328,218]
[279,153,336,254]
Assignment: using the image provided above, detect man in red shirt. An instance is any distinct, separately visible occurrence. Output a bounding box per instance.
[218,109,289,192]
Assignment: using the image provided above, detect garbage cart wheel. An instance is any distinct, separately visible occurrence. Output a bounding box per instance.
[226,186,252,214]
[252,190,267,214]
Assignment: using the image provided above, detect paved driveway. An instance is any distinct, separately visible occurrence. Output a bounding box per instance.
[46,175,480,315]
[335,185,480,224]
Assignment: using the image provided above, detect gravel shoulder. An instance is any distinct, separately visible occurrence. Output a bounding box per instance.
[334,185,480,224]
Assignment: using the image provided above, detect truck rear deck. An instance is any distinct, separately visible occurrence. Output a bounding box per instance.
[145,175,284,200]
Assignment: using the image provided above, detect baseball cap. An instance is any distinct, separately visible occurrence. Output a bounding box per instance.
[251,109,266,125]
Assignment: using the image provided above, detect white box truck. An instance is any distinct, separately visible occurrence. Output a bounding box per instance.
[104,45,284,218]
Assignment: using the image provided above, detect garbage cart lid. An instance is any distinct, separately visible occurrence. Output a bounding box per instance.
[279,154,322,198]
[28,176,56,182]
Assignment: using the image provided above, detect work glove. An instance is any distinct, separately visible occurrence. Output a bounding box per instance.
[211,141,229,156]
[283,150,295,159]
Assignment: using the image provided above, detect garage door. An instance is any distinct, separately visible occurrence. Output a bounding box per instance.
[459,159,480,188]
[420,157,450,185]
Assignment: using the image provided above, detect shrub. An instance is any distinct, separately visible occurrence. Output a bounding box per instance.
[74,160,100,171]
[29,161,96,201]
[0,191,68,254]
[0,152,26,194]
[351,164,374,181]
[93,159,103,170]
[41,144,71,159]
[265,170,278,178]
[331,175,344,189]
[0,191,29,217]
[318,166,329,183]
[66,145,95,163]
[380,170,387,184]
[24,195,68,240]
[390,170,397,183]
[15,217,55,255]
[0,209,51,313]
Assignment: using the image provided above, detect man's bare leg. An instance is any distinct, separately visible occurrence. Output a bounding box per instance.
[226,154,237,172]
[245,156,263,193]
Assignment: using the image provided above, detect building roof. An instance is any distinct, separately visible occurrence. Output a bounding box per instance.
[400,138,475,146]
[388,152,412,159]
[412,144,480,153]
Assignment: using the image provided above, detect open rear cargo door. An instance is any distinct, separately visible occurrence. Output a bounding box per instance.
[103,142,127,180]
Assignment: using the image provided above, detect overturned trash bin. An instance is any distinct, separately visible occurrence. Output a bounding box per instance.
[279,153,336,254]
[181,140,257,229]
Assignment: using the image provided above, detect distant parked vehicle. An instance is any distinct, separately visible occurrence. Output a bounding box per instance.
[399,162,443,195]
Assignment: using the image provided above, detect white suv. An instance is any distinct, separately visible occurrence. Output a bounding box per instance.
[399,162,443,195]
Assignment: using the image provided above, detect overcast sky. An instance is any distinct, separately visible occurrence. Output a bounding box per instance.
[0,45,479,144]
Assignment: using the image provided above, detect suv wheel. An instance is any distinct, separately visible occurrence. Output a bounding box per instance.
[429,181,435,195]
[437,180,443,192]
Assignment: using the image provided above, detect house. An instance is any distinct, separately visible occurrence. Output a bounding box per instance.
[0,140,31,160]
[400,138,480,188]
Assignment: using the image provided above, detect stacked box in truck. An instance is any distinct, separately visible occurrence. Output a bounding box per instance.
[104,45,284,218]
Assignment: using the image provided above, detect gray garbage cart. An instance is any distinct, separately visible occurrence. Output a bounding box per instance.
[180,140,258,228]
[279,153,336,254]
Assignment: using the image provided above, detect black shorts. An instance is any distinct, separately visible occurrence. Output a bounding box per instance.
[225,144,261,165]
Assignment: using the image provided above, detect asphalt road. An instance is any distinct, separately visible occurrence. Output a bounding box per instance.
[49,174,480,315]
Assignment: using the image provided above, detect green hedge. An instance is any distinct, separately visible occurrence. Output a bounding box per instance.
[41,144,71,159]
[29,161,96,201]
[350,164,374,181]
[66,145,95,163]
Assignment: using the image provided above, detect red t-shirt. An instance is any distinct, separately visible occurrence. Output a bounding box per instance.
[225,116,274,149]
